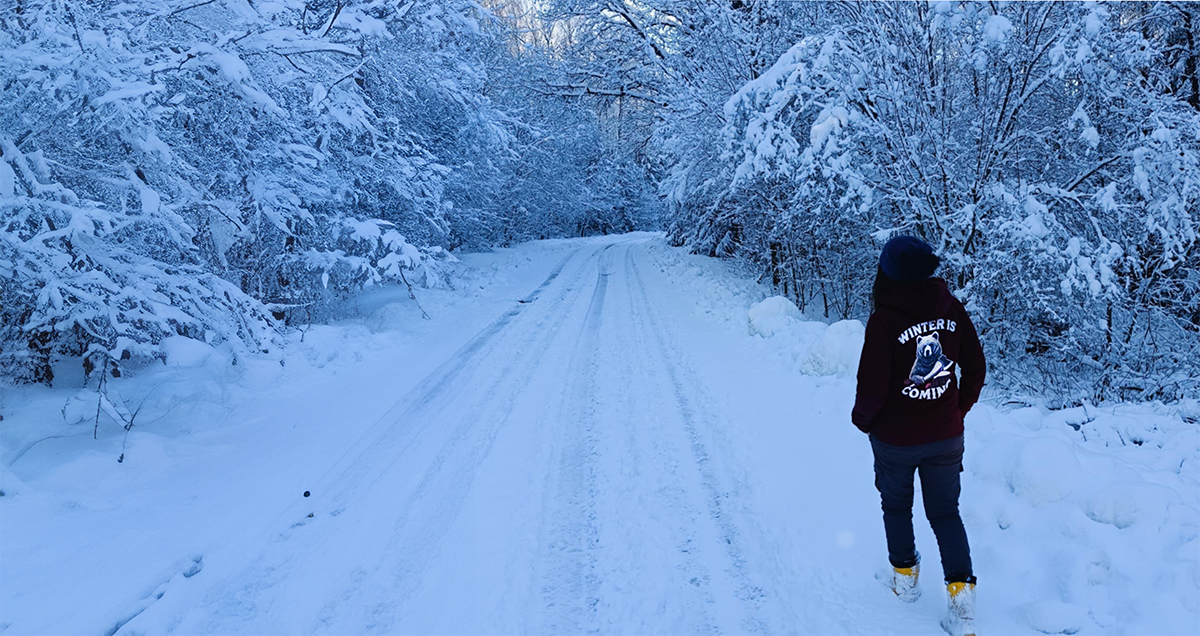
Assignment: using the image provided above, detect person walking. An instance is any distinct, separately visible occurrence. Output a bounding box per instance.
[851,236,986,636]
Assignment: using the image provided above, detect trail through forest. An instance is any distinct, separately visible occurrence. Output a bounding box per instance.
[2,235,1195,636]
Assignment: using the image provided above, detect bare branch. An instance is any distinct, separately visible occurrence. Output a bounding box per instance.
[171,0,218,16]
[322,2,344,39]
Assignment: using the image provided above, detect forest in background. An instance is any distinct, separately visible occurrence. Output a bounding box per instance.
[2,0,1198,405]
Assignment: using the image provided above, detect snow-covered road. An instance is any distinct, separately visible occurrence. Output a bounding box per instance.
[3,234,1196,635]
[155,236,796,634]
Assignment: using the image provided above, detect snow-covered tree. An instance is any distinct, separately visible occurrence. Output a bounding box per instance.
[6,0,1193,403]
[659,1,1199,402]
[1,0,652,384]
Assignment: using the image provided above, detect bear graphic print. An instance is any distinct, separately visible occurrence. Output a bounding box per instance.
[904,332,955,400]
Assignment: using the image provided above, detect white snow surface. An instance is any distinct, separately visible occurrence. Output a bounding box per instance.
[798,319,865,377]
[1,233,1197,635]
[747,295,803,338]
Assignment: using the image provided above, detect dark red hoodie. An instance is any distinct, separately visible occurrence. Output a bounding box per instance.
[851,278,986,446]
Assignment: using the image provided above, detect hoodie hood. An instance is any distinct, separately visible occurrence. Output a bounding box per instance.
[877,277,956,318]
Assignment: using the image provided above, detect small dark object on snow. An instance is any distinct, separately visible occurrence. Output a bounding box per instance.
[307,513,314,518]
[304,491,310,497]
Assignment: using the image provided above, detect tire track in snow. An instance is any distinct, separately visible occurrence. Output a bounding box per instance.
[129,236,781,636]
[156,245,605,635]
[604,243,723,635]
[535,243,613,634]
[312,245,587,514]
[625,246,771,635]
[312,244,616,633]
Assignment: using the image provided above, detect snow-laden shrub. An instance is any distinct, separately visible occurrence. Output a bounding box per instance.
[1,140,274,381]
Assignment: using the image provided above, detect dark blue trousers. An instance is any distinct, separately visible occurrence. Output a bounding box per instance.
[871,434,973,583]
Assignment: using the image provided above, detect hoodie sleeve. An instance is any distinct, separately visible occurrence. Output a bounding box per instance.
[956,301,986,416]
[851,312,892,434]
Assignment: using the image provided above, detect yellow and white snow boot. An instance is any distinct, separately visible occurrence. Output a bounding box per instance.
[941,580,977,636]
[890,561,920,603]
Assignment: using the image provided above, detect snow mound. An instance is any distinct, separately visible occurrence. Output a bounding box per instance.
[1082,482,1180,529]
[0,465,27,497]
[747,296,803,338]
[1177,398,1200,423]
[160,336,216,368]
[1004,437,1081,505]
[799,320,864,376]
[1022,599,1087,634]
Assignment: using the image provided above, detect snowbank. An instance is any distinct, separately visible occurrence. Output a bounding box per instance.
[160,336,217,368]
[1082,482,1180,529]
[731,272,1198,634]
[748,296,803,338]
[1003,437,1082,505]
[963,401,1200,634]
[798,319,864,377]
[747,298,865,377]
